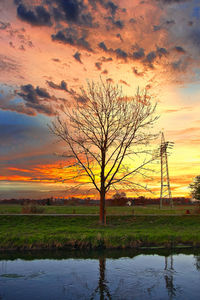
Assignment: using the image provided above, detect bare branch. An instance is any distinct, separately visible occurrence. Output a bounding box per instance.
[50,80,159,224]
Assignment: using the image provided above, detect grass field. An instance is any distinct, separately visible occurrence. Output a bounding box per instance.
[1,215,200,250]
[0,204,198,215]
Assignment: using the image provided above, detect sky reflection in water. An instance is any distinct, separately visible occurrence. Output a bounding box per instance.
[0,252,200,300]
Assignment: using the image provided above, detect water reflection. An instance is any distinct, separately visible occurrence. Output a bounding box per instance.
[164,255,176,299]
[91,255,179,300]
[194,255,200,271]
[90,257,111,300]
[0,249,200,300]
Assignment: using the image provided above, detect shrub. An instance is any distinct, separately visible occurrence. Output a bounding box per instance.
[194,204,200,215]
[21,204,45,214]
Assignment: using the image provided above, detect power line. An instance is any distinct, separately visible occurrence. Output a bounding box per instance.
[160,132,174,209]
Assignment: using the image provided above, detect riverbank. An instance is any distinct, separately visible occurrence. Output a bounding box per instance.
[1,215,200,250]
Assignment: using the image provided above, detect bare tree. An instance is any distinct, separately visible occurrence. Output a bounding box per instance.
[51,80,158,224]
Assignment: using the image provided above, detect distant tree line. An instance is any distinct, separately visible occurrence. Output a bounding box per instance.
[0,196,192,206]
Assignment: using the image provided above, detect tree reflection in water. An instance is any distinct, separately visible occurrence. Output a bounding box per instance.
[2,251,199,299]
[61,252,194,299]
[91,255,178,300]
[164,255,177,300]
[194,255,200,271]
[90,257,111,300]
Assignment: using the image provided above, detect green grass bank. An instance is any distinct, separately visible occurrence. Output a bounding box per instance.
[0,204,197,215]
[1,215,200,250]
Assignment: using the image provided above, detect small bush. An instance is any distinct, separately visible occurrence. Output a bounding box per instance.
[21,204,45,214]
[194,205,200,214]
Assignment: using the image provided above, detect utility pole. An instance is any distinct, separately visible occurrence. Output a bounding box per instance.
[160,132,174,209]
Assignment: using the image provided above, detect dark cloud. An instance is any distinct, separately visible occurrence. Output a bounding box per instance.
[99,42,127,60]
[158,0,188,4]
[106,16,124,29]
[52,30,73,44]
[74,95,87,103]
[19,45,25,51]
[106,1,118,15]
[14,0,21,4]
[0,91,36,116]
[153,25,161,31]
[53,0,96,27]
[113,19,124,29]
[57,0,81,22]
[189,29,200,47]
[80,12,95,27]
[33,104,55,116]
[52,6,63,22]
[132,48,145,60]
[52,27,92,51]
[0,55,20,73]
[145,51,157,64]
[100,56,112,62]
[115,48,127,59]
[46,80,68,91]
[0,102,36,116]
[12,0,195,83]
[15,0,98,29]
[1,21,35,49]
[0,80,84,116]
[116,33,123,42]
[174,46,186,53]
[73,51,82,63]
[129,18,136,24]
[171,60,181,70]
[28,40,34,47]
[95,62,102,70]
[17,4,52,26]
[88,0,97,9]
[154,19,175,31]
[76,36,92,51]
[156,47,168,57]
[52,0,96,27]
[89,0,118,16]
[35,86,50,98]
[0,21,10,30]
[98,42,108,51]
[46,80,76,96]
[9,41,15,48]
[101,69,108,74]
[18,84,50,103]
[16,84,56,116]
[166,20,175,25]
[171,59,188,72]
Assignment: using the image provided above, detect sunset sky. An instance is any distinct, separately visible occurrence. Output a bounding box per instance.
[0,0,200,199]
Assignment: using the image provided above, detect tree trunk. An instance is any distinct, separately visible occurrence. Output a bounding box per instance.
[100,148,106,225]
[99,188,106,225]
[99,257,106,299]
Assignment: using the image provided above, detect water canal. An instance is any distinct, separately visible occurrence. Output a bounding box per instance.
[0,249,200,299]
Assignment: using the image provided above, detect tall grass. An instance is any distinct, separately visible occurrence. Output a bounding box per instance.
[0,215,200,250]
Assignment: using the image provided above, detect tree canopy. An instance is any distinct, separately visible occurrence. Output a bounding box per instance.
[190,176,200,200]
[51,80,158,224]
